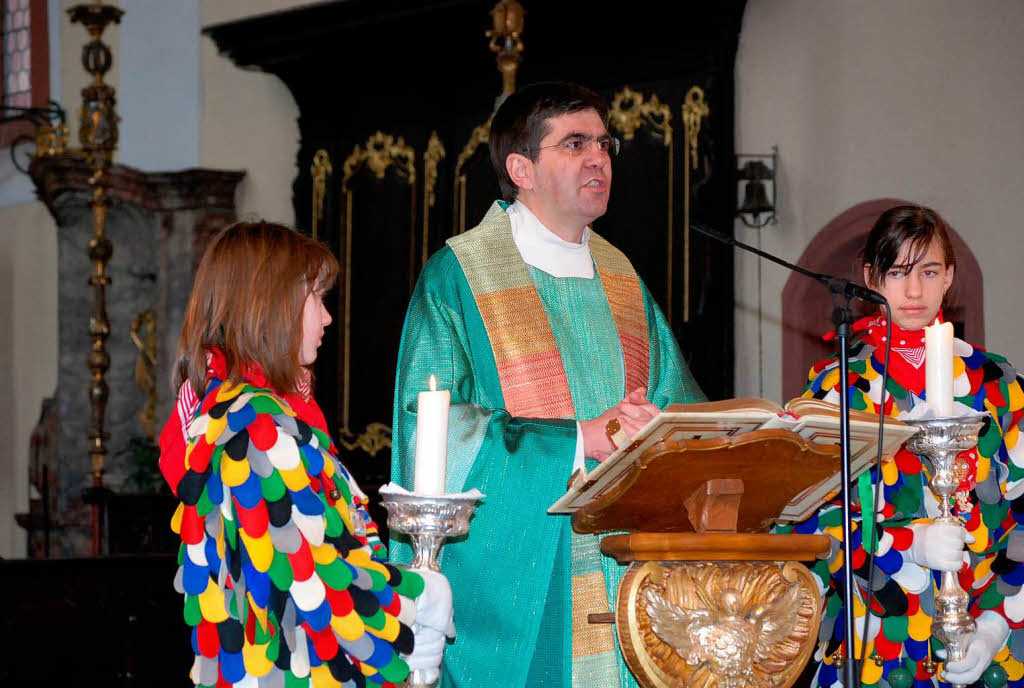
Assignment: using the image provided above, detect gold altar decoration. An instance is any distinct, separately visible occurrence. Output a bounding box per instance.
[422,132,445,267]
[452,115,493,236]
[338,132,415,453]
[129,309,158,440]
[618,561,820,688]
[34,123,69,158]
[311,149,332,240]
[486,0,525,97]
[608,87,676,324]
[682,86,709,323]
[69,0,124,556]
[338,422,393,457]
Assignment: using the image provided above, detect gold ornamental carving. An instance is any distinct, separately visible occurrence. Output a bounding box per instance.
[129,309,158,440]
[423,132,446,267]
[608,86,677,324]
[339,422,393,457]
[682,85,709,323]
[486,0,525,96]
[453,115,494,235]
[609,87,672,144]
[339,132,417,432]
[342,132,416,191]
[617,561,820,688]
[310,149,332,240]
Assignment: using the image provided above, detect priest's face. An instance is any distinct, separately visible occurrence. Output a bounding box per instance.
[863,238,954,331]
[299,286,332,366]
[524,108,612,231]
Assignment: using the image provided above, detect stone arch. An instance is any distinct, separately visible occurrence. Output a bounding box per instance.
[780,198,983,400]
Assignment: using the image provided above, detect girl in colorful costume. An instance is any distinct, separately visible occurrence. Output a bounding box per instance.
[158,221,453,688]
[776,206,1024,688]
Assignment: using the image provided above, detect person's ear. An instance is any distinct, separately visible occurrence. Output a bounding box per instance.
[943,263,955,294]
[506,153,534,192]
[863,264,874,289]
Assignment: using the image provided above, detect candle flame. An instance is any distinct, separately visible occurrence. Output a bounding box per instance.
[428,374,437,391]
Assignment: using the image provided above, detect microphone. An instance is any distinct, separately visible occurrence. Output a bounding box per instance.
[691,223,888,306]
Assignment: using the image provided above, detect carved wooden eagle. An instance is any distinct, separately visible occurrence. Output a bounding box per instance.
[644,583,802,688]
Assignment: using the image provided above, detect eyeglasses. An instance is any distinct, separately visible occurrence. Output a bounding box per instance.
[524,134,621,158]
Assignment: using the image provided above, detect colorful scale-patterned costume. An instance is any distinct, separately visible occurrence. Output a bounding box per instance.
[775,314,1024,688]
[159,350,422,688]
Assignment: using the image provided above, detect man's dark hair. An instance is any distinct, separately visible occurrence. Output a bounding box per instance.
[489,81,608,202]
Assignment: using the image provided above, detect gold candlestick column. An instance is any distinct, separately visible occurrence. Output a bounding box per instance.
[486,0,524,98]
[68,1,124,557]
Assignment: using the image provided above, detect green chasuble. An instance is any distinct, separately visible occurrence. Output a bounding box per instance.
[391,202,705,688]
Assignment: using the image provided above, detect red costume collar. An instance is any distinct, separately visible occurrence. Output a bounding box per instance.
[824,311,945,395]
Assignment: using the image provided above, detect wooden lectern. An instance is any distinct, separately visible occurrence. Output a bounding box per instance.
[571,429,837,688]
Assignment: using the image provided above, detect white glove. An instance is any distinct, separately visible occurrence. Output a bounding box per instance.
[942,611,1010,685]
[401,568,456,683]
[907,522,973,571]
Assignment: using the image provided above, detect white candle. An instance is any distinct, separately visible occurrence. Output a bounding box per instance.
[924,318,954,417]
[414,374,450,495]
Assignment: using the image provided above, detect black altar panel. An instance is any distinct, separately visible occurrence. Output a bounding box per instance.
[205,1,744,503]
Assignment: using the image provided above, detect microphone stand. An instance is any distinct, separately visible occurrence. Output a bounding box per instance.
[693,223,888,688]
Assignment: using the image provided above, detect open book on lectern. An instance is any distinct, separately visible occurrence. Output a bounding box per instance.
[548,397,918,524]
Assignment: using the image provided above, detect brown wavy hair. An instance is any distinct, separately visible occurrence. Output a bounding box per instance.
[174,221,339,397]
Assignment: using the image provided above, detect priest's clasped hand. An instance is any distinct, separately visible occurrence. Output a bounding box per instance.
[403,568,456,684]
[906,521,974,571]
[581,387,660,461]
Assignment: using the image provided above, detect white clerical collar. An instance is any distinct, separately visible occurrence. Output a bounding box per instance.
[507,200,594,279]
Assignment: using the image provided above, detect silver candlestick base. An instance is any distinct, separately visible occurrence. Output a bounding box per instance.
[379,486,484,688]
[905,414,987,688]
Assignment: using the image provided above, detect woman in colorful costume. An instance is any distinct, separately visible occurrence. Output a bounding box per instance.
[776,206,1024,688]
[158,221,453,688]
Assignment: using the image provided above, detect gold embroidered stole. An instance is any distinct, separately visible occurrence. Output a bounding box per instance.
[447,202,649,674]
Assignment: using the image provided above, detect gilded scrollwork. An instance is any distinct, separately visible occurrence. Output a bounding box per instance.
[453,115,494,235]
[339,132,417,432]
[683,86,709,171]
[423,132,446,267]
[310,149,332,240]
[618,561,821,688]
[342,131,416,192]
[339,422,393,457]
[609,86,673,145]
[682,85,710,323]
[608,86,676,324]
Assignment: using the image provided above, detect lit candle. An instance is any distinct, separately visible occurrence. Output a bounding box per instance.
[414,374,450,495]
[924,318,954,416]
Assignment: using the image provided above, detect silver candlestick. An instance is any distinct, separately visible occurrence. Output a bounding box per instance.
[905,414,987,688]
[379,487,483,688]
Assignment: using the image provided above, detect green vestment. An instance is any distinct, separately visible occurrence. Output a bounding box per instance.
[391,202,705,687]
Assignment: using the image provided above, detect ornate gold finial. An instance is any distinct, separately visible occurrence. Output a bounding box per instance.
[310,149,332,240]
[69,1,123,557]
[486,0,525,96]
[683,86,709,170]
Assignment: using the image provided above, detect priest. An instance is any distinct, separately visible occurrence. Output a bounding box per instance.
[391,81,705,687]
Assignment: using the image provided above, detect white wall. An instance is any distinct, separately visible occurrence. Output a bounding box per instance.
[734,0,1024,402]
